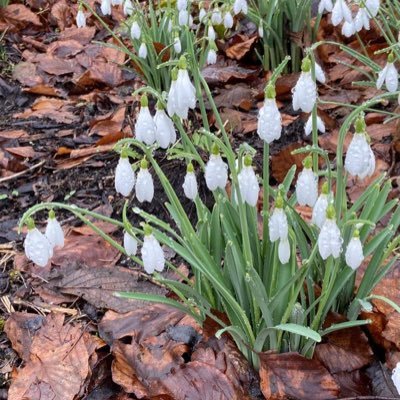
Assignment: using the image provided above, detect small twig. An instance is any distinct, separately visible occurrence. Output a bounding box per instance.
[0,160,45,184]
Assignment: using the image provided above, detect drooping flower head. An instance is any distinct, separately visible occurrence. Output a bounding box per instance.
[223,10,234,28]
[136,158,154,203]
[269,194,290,264]
[354,4,371,32]
[365,0,380,17]
[331,0,352,26]
[206,41,217,65]
[24,218,53,267]
[237,155,259,207]
[205,143,228,191]
[167,57,196,119]
[115,148,135,197]
[130,20,141,40]
[101,0,112,15]
[292,57,317,113]
[154,100,177,149]
[312,181,331,229]
[76,5,86,28]
[233,0,248,15]
[123,0,134,15]
[138,42,148,59]
[124,231,138,256]
[141,225,165,274]
[45,209,64,249]
[318,205,343,260]
[296,156,318,207]
[376,52,399,93]
[174,35,182,54]
[345,230,364,270]
[182,162,198,200]
[211,8,222,25]
[318,0,333,14]
[304,114,326,136]
[345,114,375,179]
[257,83,282,143]
[135,94,156,145]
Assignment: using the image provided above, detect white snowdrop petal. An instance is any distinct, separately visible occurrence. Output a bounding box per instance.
[183,171,198,200]
[101,0,111,15]
[304,115,325,136]
[318,0,333,13]
[45,218,64,248]
[341,20,356,37]
[332,0,352,25]
[174,37,182,54]
[199,8,207,21]
[312,193,329,229]
[278,238,291,264]
[345,237,364,270]
[178,9,189,25]
[142,235,165,274]
[345,133,373,179]
[154,109,176,148]
[24,228,52,267]
[376,65,388,89]
[136,168,154,203]
[392,363,400,395]
[318,219,342,260]
[115,157,135,196]
[211,9,222,25]
[208,25,216,40]
[224,12,233,28]
[131,21,141,39]
[123,0,134,15]
[205,154,228,191]
[76,10,86,28]
[172,69,196,118]
[207,49,217,65]
[296,168,318,207]
[138,42,147,59]
[177,0,187,11]
[365,0,380,17]
[385,63,399,93]
[292,72,317,113]
[257,98,282,143]
[269,208,288,242]
[124,231,138,256]
[238,166,259,207]
[135,107,156,145]
[315,63,326,84]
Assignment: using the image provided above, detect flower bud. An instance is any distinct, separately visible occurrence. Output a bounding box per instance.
[331,0,352,26]
[24,219,53,267]
[45,210,64,249]
[318,206,343,259]
[154,105,177,148]
[318,0,333,14]
[223,11,233,28]
[136,159,154,203]
[345,130,375,179]
[142,231,165,274]
[130,21,141,40]
[205,147,228,191]
[123,0,134,15]
[345,232,364,270]
[292,61,317,113]
[233,0,248,15]
[101,0,112,15]
[257,85,282,143]
[296,157,318,207]
[207,48,217,65]
[115,155,135,196]
[138,42,147,59]
[76,9,86,28]
[183,164,198,200]
[135,96,156,145]
[124,231,138,256]
[238,158,259,207]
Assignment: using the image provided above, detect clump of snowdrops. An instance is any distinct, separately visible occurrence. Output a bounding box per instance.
[20,0,400,372]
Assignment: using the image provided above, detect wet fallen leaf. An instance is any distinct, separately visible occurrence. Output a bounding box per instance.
[259,352,340,400]
[5,146,36,158]
[219,108,257,135]
[0,129,28,139]
[225,35,258,60]
[1,4,42,29]
[59,26,96,45]
[12,62,43,87]
[89,106,126,136]
[8,313,99,400]
[202,62,259,85]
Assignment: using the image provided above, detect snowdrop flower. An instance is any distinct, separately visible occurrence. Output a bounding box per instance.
[123,0,134,15]
[331,0,352,26]
[167,58,196,119]
[124,231,138,256]
[304,114,325,136]
[318,0,333,14]
[76,8,86,28]
[115,153,135,196]
[258,20,264,38]
[211,8,222,25]
[45,210,64,249]
[392,362,400,395]
[312,182,331,229]
[233,0,248,15]
[345,116,375,179]
[292,57,317,113]
[342,20,356,37]
[257,84,282,143]
[174,36,182,54]
[142,226,165,274]
[238,156,259,207]
[111,0,122,5]
[199,7,207,22]
[135,95,156,145]
[138,42,147,59]
[207,46,217,65]
[101,0,112,15]
[354,6,370,32]
[136,159,154,203]
[318,205,343,259]
[205,145,228,191]
[177,0,187,11]
[182,163,198,200]
[179,9,189,26]
[207,25,216,40]
[365,0,380,17]
[269,195,290,264]
[296,156,318,207]
[376,54,399,93]
[315,62,326,84]
[345,231,364,270]
[130,21,141,40]
[24,219,53,267]
[224,11,233,29]
[154,101,176,148]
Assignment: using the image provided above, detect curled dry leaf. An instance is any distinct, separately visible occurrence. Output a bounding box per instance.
[225,35,258,61]
[7,313,99,400]
[259,352,340,400]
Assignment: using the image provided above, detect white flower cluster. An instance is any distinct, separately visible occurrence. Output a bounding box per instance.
[24,212,65,267]
[319,0,380,37]
[123,227,165,274]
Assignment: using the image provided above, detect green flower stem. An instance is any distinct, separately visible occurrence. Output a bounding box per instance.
[262,142,270,256]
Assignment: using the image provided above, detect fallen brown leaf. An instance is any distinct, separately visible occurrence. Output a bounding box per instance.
[225,35,258,60]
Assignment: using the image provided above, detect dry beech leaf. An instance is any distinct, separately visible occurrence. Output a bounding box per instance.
[225,35,258,60]
[8,313,98,400]
[0,129,28,139]
[1,4,42,28]
[259,352,340,400]
[5,146,37,158]
[202,62,259,85]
